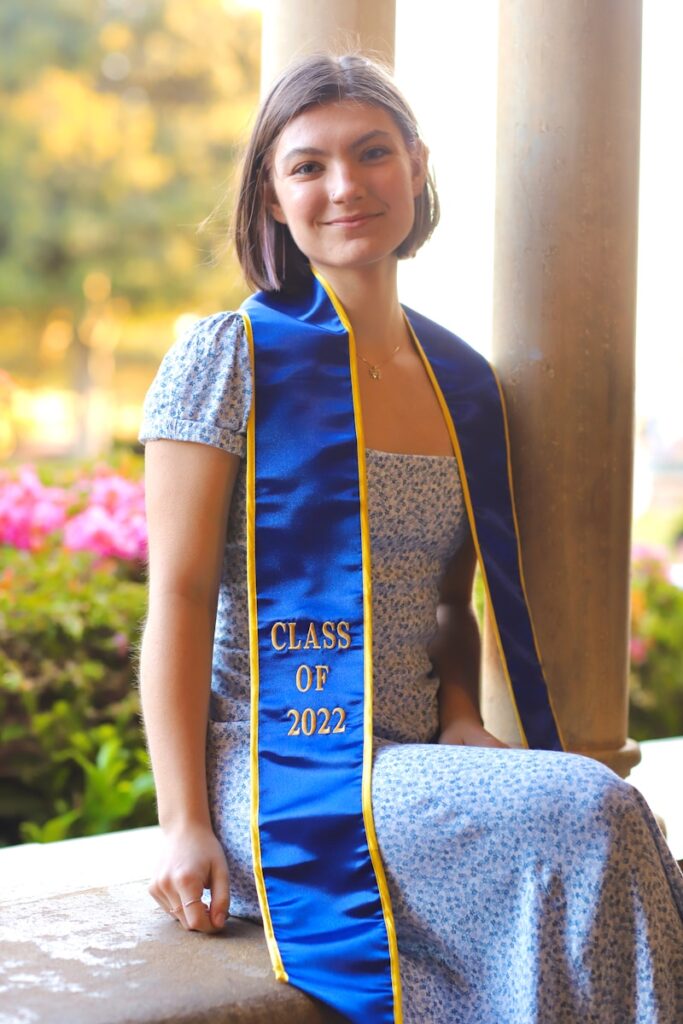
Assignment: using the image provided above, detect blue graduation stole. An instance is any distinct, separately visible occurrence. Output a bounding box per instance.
[239,269,564,1024]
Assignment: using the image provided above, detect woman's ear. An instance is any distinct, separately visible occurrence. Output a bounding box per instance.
[410,140,428,198]
[264,179,287,225]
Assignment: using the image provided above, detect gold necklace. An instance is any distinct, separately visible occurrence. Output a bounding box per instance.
[359,344,401,381]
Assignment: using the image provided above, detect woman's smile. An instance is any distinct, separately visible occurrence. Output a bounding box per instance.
[324,212,383,228]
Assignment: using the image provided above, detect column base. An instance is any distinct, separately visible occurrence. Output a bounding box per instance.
[569,737,641,779]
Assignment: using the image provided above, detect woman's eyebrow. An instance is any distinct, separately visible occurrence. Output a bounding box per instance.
[280,129,393,164]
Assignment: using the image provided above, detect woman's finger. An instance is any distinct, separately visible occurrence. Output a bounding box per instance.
[479,729,510,749]
[208,857,230,929]
[177,888,213,932]
[155,874,194,928]
[148,881,175,916]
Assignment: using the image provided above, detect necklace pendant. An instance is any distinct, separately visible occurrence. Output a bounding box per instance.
[368,365,381,380]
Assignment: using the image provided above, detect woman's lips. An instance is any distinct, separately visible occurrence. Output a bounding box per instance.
[325,213,381,226]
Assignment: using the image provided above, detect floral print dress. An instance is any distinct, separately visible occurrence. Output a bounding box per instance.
[139,311,683,1024]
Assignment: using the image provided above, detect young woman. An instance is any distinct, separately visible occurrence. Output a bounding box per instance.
[138,53,683,1024]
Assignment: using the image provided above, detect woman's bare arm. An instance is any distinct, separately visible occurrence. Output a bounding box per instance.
[139,438,241,931]
[428,532,508,748]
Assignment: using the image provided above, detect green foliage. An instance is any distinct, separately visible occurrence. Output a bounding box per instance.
[0,537,153,845]
[474,550,683,743]
[629,549,683,741]
[0,0,260,380]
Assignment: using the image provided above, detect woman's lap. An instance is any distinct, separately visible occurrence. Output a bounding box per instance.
[208,723,683,1021]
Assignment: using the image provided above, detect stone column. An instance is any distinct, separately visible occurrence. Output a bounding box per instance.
[483,0,643,777]
[261,0,396,88]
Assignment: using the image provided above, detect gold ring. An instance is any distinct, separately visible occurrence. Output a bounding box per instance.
[182,897,204,908]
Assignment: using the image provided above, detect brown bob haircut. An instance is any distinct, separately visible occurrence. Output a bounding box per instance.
[233,52,440,293]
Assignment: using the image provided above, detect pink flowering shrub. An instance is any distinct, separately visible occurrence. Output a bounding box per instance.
[0,455,152,844]
[0,462,147,564]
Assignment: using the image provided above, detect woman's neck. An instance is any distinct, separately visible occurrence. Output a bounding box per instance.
[312,260,406,355]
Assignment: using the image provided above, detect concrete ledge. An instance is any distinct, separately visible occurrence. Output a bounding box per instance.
[0,828,344,1024]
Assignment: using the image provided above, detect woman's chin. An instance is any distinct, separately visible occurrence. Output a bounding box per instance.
[310,249,401,279]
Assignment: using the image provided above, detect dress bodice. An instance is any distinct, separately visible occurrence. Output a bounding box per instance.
[211,447,468,743]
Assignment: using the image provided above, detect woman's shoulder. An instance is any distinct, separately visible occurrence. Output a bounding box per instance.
[403,305,490,369]
[171,309,248,363]
[138,310,252,457]
[155,309,252,392]
[189,308,246,337]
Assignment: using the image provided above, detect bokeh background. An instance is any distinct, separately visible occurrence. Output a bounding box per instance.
[0,0,260,463]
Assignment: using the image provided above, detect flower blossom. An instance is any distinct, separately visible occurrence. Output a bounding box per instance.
[629,635,650,666]
[0,463,147,562]
[0,466,69,550]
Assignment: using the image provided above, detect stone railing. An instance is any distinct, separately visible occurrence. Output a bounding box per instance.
[0,826,343,1023]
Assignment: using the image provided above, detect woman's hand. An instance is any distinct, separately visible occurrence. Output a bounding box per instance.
[438,717,510,749]
[149,822,230,933]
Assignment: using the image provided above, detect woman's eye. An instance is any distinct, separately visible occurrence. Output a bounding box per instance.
[292,162,320,175]
[363,146,390,160]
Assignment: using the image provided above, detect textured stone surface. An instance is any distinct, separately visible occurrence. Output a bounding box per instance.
[0,829,343,1024]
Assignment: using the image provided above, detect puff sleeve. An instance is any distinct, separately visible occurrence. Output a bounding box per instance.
[137,311,252,458]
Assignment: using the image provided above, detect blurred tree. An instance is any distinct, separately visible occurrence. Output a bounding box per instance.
[0,0,259,386]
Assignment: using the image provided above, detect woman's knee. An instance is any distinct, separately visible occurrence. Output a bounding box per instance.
[554,752,646,842]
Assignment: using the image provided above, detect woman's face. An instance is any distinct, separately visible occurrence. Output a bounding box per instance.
[267,99,426,281]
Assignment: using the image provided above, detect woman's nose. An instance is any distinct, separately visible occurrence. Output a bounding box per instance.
[328,163,364,202]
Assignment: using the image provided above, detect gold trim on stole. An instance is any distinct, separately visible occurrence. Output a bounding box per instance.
[241,309,289,982]
[312,267,404,1023]
[405,319,567,754]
